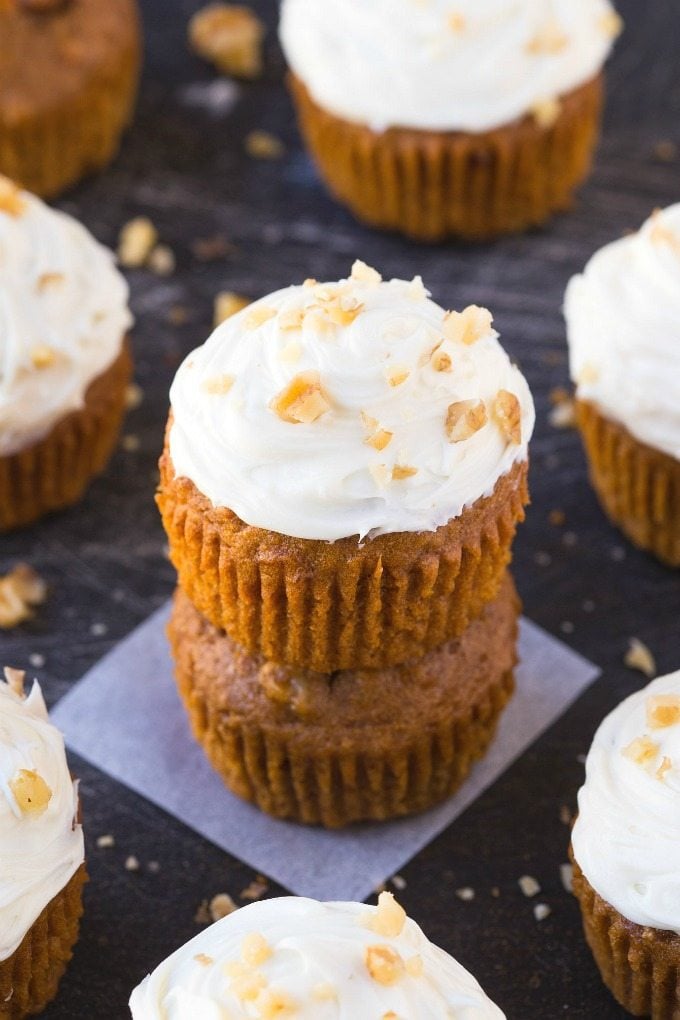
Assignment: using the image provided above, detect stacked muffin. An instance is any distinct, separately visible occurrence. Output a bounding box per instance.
[157,262,535,827]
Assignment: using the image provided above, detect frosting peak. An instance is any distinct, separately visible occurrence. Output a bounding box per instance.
[168,263,535,541]
[130,893,506,1018]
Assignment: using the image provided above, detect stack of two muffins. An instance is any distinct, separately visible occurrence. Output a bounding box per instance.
[157,263,535,828]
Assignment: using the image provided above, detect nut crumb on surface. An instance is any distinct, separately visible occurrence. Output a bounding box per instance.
[209,892,238,921]
[0,565,47,629]
[189,3,265,79]
[125,383,144,410]
[214,291,251,327]
[118,217,158,269]
[96,834,115,848]
[148,244,176,277]
[533,903,551,922]
[0,175,26,216]
[518,875,541,898]
[455,887,475,902]
[646,694,680,729]
[367,892,406,938]
[125,855,140,872]
[560,863,574,893]
[270,372,331,424]
[365,944,405,986]
[245,130,285,160]
[240,876,269,901]
[624,638,657,679]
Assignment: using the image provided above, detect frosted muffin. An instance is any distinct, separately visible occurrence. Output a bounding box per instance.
[0,0,140,198]
[565,204,680,566]
[0,177,133,532]
[158,262,534,672]
[280,0,621,241]
[0,668,85,1018]
[168,573,519,827]
[130,892,505,1018]
[571,670,680,1017]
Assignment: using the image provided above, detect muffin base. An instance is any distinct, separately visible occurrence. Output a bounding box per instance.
[0,343,132,533]
[158,433,529,672]
[168,574,519,828]
[288,73,603,242]
[577,399,680,567]
[571,854,680,1018]
[0,864,86,1019]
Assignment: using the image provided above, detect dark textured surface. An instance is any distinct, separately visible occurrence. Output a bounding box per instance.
[1,1,680,1017]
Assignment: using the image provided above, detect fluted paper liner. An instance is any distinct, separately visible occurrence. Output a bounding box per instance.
[288,73,603,242]
[577,399,680,567]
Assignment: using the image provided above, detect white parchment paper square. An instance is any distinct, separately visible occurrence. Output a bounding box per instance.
[52,606,599,902]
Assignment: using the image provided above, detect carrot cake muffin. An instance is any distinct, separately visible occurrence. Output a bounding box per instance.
[0,667,85,1018]
[280,0,622,240]
[571,669,680,1018]
[130,891,506,1017]
[0,177,133,532]
[158,262,534,672]
[168,573,519,827]
[0,0,141,198]
[565,203,680,566]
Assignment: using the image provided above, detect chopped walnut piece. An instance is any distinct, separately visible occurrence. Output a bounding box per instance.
[270,371,331,424]
[625,638,657,679]
[599,11,624,38]
[351,260,382,285]
[646,694,680,730]
[532,96,561,128]
[9,769,52,816]
[257,990,297,1017]
[148,244,176,276]
[386,366,409,387]
[0,565,47,629]
[202,373,234,395]
[526,20,568,54]
[518,875,541,898]
[392,465,417,480]
[367,892,407,938]
[278,307,304,331]
[37,272,64,291]
[443,305,493,345]
[118,217,158,268]
[241,932,271,967]
[445,399,487,443]
[189,3,265,79]
[240,876,269,900]
[246,304,277,329]
[493,390,522,444]
[210,892,237,921]
[215,291,251,327]
[657,756,673,781]
[365,427,393,451]
[245,130,285,160]
[125,383,144,410]
[3,667,25,697]
[0,175,26,217]
[622,735,659,769]
[534,903,551,922]
[30,344,56,369]
[431,348,452,372]
[365,945,405,986]
[194,953,214,966]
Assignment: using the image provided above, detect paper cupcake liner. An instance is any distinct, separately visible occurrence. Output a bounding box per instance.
[0,864,86,1019]
[168,575,519,828]
[0,3,140,198]
[571,854,680,1017]
[577,399,680,567]
[158,432,529,672]
[288,72,603,242]
[0,343,132,533]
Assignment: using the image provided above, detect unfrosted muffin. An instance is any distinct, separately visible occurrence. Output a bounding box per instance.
[130,891,505,1018]
[280,0,621,241]
[168,573,519,827]
[158,262,534,672]
[571,669,680,1018]
[565,204,680,566]
[0,177,133,532]
[0,0,141,198]
[0,667,86,1018]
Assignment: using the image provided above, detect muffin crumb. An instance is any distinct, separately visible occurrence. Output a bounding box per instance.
[455,887,475,902]
[124,855,140,872]
[118,216,158,269]
[240,877,269,901]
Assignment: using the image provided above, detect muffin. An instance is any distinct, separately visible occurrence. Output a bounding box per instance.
[0,177,133,532]
[0,667,86,1018]
[280,0,621,241]
[130,891,506,1017]
[157,262,534,672]
[565,204,680,566]
[168,572,519,827]
[571,670,680,1018]
[0,0,141,199]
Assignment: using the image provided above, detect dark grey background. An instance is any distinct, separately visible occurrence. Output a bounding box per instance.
[2,1,679,1016]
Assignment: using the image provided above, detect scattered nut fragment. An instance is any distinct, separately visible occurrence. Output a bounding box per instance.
[194,953,214,967]
[391,874,407,891]
[189,3,265,79]
[270,371,331,424]
[624,638,657,679]
[431,348,452,372]
[0,175,26,216]
[445,399,487,443]
[657,756,673,781]
[443,305,493,345]
[455,887,475,902]
[9,769,52,816]
[37,272,64,291]
[96,834,115,848]
[392,465,417,480]
[533,903,551,922]
[215,291,251,327]
[245,130,285,160]
[351,260,382,285]
[118,217,158,269]
[257,989,296,1016]
[531,96,561,129]
[367,892,406,938]
[202,373,234,395]
[365,945,405,986]
[560,863,574,894]
[240,876,269,901]
[386,366,409,388]
[646,694,680,729]
[518,875,541,898]
[246,305,277,329]
[30,344,56,369]
[653,140,677,163]
[194,899,212,924]
[370,464,391,488]
[0,565,47,629]
[548,391,576,430]
[241,932,271,967]
[622,735,660,769]
[147,244,176,276]
[278,307,304,331]
[406,954,424,977]
[599,11,624,38]
[210,892,238,921]
[493,390,522,444]
[125,383,144,410]
[125,855,140,872]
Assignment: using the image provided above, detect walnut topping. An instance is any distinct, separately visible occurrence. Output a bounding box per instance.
[646,694,680,730]
[445,399,487,443]
[30,344,56,368]
[365,428,393,452]
[0,176,25,217]
[246,305,277,329]
[531,96,562,128]
[194,953,214,966]
[9,769,52,816]
[599,11,623,39]
[148,244,176,277]
[215,291,251,327]
[118,217,158,268]
[447,11,465,31]
[443,305,493,346]
[3,667,25,697]
[202,373,234,395]
[240,876,269,901]
[278,307,304,331]
[325,294,364,327]
[270,371,331,424]
[257,990,297,1017]
[657,756,672,781]
[351,260,382,285]
[209,892,238,921]
[365,945,405,986]
[241,932,272,967]
[386,366,409,387]
[624,638,657,679]
[0,564,47,629]
[526,20,568,54]
[37,272,64,291]
[622,735,660,769]
[367,892,407,938]
[493,390,522,444]
[392,465,417,480]
[431,348,452,372]
[189,3,265,79]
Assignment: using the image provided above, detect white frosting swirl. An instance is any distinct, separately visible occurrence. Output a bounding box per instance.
[279,0,620,133]
[0,673,84,962]
[572,670,680,933]
[129,894,506,1019]
[169,266,534,541]
[565,204,680,462]
[0,180,133,457]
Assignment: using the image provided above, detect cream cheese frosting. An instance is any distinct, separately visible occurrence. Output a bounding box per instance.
[129,892,506,1019]
[565,203,680,462]
[168,263,535,542]
[0,668,84,962]
[0,176,133,458]
[572,670,680,934]
[279,0,621,133]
